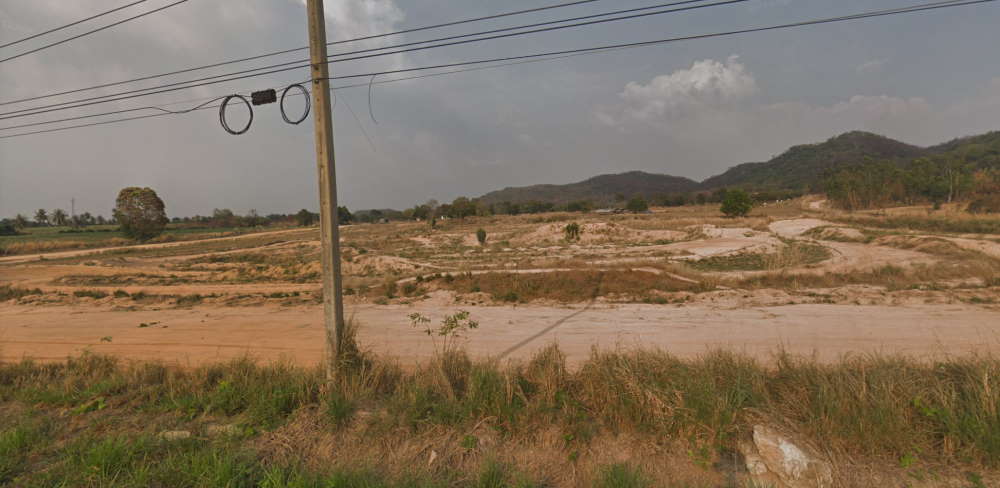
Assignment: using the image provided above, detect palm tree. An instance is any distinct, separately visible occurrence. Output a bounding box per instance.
[51,209,68,226]
[34,209,48,226]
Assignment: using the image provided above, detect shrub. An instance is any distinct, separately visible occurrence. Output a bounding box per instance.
[114,187,168,241]
[0,221,18,236]
[967,194,1000,214]
[625,196,649,214]
[476,228,487,247]
[74,290,108,299]
[720,189,753,217]
[564,223,582,242]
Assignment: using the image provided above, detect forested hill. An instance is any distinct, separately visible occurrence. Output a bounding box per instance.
[477,171,700,205]
[472,130,999,205]
[700,131,928,190]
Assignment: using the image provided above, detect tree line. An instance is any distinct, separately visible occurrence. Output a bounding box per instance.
[823,157,1000,211]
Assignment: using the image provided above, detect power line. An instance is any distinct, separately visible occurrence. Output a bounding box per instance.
[0,0,615,108]
[0,0,191,65]
[0,0,745,120]
[0,0,993,140]
[0,0,150,50]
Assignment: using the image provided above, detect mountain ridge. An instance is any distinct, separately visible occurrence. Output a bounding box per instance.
[475,130,999,205]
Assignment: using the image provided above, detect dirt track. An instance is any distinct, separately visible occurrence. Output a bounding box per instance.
[2,302,997,367]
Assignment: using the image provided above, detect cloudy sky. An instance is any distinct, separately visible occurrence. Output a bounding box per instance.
[1,0,999,218]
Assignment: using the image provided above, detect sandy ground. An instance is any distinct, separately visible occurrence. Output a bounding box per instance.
[2,302,998,367]
[3,206,999,368]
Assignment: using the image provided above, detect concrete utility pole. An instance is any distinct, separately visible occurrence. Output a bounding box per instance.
[305,0,347,378]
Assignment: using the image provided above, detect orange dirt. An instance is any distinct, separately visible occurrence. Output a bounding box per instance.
[2,302,997,367]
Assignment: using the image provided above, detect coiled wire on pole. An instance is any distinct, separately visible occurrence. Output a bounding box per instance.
[218,94,252,135]
[280,84,310,125]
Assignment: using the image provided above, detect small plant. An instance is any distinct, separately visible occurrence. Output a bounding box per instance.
[564,222,582,242]
[476,228,487,247]
[409,310,479,354]
[384,279,398,299]
[595,463,651,488]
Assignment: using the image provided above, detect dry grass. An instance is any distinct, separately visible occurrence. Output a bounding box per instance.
[438,269,709,303]
[2,343,1000,486]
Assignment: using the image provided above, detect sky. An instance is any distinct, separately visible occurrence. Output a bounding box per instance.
[1,0,999,218]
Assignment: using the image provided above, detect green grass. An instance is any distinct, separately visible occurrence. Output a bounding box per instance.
[594,464,651,488]
[0,224,286,257]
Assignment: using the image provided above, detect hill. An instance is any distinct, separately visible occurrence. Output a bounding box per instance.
[478,171,700,205]
[699,131,928,191]
[470,130,999,206]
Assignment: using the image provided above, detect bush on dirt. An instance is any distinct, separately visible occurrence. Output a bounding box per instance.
[720,189,753,217]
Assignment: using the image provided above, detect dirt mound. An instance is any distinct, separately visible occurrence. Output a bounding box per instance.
[768,219,832,238]
[805,226,867,242]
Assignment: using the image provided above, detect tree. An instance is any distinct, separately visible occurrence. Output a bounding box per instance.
[338,206,353,224]
[212,208,238,227]
[626,196,649,213]
[51,209,68,226]
[114,187,168,241]
[34,209,48,226]
[0,220,17,236]
[295,209,315,227]
[476,228,487,247]
[13,214,28,230]
[720,189,753,217]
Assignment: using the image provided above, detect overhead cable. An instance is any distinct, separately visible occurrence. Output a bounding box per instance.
[0,0,191,65]
[0,0,149,50]
[0,0,993,140]
[0,0,746,120]
[0,0,616,107]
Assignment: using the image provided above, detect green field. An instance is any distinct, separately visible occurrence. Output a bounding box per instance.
[0,225,275,256]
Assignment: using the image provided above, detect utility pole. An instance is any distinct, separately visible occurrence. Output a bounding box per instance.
[305,0,347,378]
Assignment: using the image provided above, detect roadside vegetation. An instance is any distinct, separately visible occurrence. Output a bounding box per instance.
[2,342,999,486]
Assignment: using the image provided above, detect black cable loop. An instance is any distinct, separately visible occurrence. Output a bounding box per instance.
[219,95,252,135]
[280,84,310,125]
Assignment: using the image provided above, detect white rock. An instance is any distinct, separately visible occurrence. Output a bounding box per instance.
[160,430,192,441]
[743,425,833,488]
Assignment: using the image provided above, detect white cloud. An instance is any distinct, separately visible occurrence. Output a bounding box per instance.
[293,0,404,41]
[857,58,887,74]
[603,55,757,124]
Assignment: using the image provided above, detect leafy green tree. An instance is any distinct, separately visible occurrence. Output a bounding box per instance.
[449,197,477,219]
[720,189,753,217]
[51,209,68,226]
[295,209,315,227]
[626,196,649,213]
[114,187,168,241]
[34,209,48,226]
[338,206,353,224]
